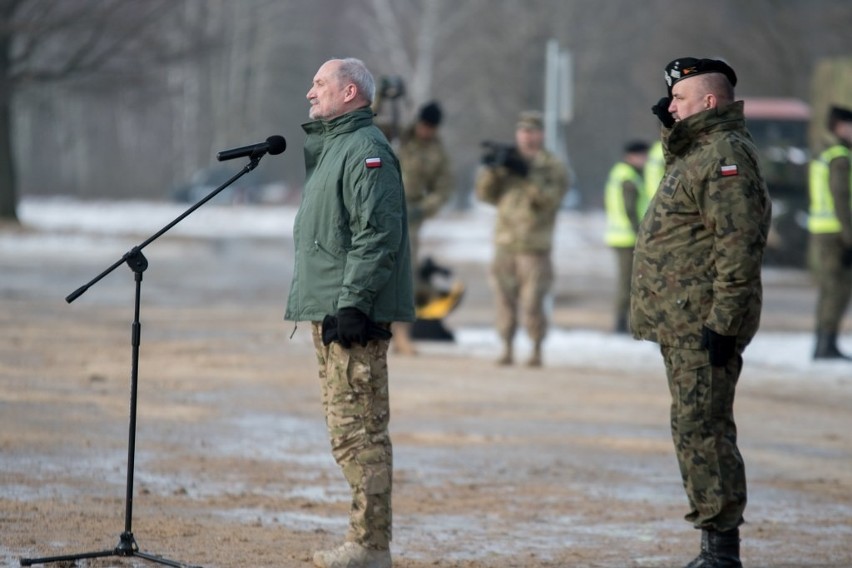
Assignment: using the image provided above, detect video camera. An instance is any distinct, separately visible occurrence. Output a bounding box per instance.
[480,141,529,177]
[378,75,406,100]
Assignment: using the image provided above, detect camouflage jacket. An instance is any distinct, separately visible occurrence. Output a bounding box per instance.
[475,149,569,253]
[397,125,454,222]
[630,101,771,348]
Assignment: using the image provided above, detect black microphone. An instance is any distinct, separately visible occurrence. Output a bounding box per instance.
[216,135,286,161]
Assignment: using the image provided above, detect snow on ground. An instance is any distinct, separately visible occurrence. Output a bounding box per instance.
[7,197,852,386]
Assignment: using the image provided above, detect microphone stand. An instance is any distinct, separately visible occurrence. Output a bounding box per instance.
[20,151,268,568]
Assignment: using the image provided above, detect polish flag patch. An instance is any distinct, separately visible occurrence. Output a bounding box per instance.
[720,164,738,176]
[365,157,382,168]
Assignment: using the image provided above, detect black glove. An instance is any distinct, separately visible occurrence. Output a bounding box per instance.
[336,307,370,348]
[321,314,338,346]
[701,326,737,368]
[842,246,852,268]
[651,96,675,128]
[334,307,392,349]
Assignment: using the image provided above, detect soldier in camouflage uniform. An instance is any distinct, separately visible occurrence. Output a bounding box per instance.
[391,102,455,355]
[286,58,414,568]
[475,111,569,367]
[633,58,771,568]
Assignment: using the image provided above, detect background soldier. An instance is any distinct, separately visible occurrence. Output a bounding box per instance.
[392,101,455,355]
[286,57,414,568]
[604,139,650,333]
[807,104,852,360]
[645,138,666,198]
[632,58,771,568]
[475,110,569,367]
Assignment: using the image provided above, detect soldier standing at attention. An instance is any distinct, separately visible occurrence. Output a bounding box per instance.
[392,101,455,355]
[475,111,569,367]
[807,105,852,360]
[286,57,414,568]
[631,58,771,568]
[603,139,650,333]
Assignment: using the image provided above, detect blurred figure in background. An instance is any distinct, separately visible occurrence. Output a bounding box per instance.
[604,139,650,333]
[475,110,569,367]
[807,104,852,360]
[393,101,455,355]
[645,139,665,198]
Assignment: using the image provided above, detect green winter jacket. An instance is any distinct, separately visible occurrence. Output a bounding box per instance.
[285,106,415,324]
[630,101,771,349]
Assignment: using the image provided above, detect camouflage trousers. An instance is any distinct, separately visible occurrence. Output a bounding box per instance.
[808,233,852,334]
[311,323,393,550]
[488,249,554,344]
[660,345,747,532]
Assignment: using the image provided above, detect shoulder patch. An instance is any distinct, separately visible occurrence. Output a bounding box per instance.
[365,157,382,168]
[720,164,738,176]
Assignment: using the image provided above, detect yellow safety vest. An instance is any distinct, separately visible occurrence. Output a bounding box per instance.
[808,144,852,234]
[645,140,665,200]
[604,162,645,247]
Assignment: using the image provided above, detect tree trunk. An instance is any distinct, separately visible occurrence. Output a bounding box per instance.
[0,6,18,223]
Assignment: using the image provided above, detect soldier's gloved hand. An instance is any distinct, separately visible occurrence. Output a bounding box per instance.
[842,246,852,268]
[701,326,737,367]
[652,96,675,128]
[336,307,370,349]
[502,148,529,177]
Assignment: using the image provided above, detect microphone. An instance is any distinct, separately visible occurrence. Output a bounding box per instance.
[217,135,286,161]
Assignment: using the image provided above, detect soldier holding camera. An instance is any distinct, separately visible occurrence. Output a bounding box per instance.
[475,110,569,367]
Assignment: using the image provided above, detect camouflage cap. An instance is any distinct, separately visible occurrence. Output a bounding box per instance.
[516,110,544,130]
[664,57,737,95]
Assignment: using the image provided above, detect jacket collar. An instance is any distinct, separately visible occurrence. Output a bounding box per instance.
[667,100,746,156]
[302,106,374,137]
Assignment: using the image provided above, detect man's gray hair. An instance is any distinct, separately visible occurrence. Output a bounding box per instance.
[336,57,376,105]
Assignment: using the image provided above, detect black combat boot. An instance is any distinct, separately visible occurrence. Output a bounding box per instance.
[813,332,852,360]
[683,528,742,568]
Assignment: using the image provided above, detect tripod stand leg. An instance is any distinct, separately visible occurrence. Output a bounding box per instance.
[21,533,201,567]
[20,548,115,566]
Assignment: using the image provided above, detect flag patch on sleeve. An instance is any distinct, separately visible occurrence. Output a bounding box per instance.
[365,157,382,168]
[720,164,738,176]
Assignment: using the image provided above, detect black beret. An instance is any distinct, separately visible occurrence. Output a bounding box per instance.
[664,57,737,95]
[418,101,443,126]
[624,140,650,154]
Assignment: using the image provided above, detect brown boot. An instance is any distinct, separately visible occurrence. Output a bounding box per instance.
[526,343,543,367]
[313,542,391,568]
[497,342,513,366]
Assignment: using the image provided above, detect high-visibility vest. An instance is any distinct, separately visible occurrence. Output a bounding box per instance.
[808,144,852,234]
[645,140,665,200]
[604,161,645,247]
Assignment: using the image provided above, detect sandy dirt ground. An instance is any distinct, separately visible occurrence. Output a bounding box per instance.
[1,216,852,568]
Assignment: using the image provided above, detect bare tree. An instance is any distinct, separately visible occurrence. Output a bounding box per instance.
[0,0,198,222]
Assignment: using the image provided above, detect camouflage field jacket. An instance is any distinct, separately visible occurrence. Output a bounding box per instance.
[475,149,569,253]
[630,101,771,349]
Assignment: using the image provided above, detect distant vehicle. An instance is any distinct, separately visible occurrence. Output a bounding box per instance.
[742,97,811,267]
[170,166,289,205]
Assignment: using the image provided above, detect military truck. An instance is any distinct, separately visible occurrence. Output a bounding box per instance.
[742,96,811,267]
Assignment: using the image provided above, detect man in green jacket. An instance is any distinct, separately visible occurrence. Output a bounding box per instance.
[286,57,414,568]
[633,58,771,568]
